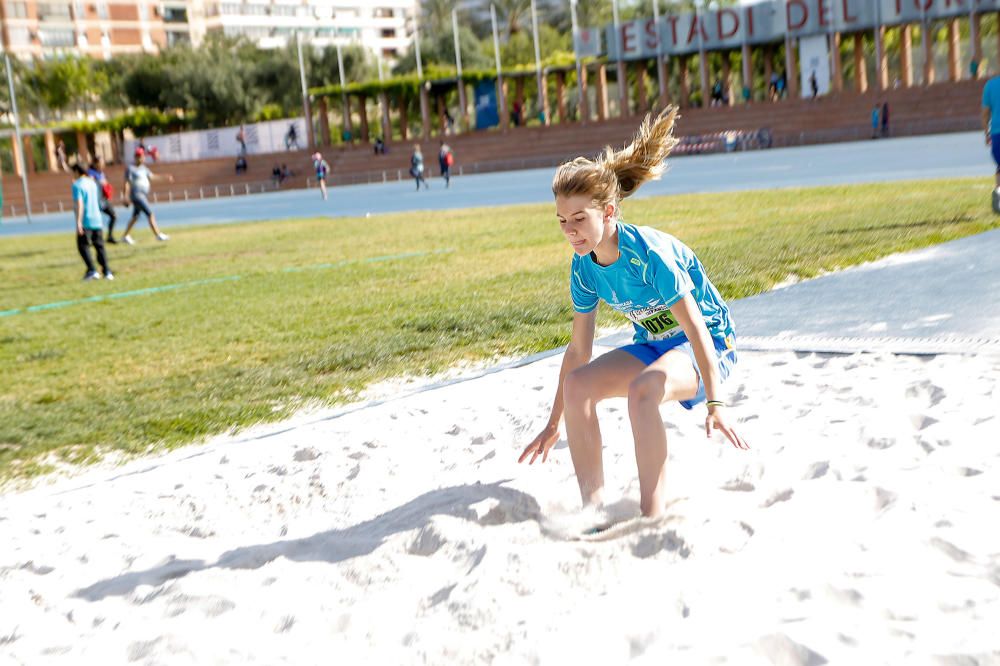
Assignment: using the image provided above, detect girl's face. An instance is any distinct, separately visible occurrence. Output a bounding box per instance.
[555,194,615,256]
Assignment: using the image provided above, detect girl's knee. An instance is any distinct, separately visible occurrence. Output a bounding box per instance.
[628,371,666,407]
[563,367,596,406]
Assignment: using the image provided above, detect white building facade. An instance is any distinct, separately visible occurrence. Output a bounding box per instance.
[1,0,417,60]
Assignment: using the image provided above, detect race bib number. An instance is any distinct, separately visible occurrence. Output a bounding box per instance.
[627,305,681,340]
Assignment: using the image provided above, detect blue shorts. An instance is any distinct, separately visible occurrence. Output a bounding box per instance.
[620,334,737,410]
[130,194,153,218]
[991,135,1000,172]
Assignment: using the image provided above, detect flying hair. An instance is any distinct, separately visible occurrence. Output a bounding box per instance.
[551,106,679,211]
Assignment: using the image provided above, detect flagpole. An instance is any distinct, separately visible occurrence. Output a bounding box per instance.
[570,0,586,122]
[452,8,467,129]
[296,32,314,148]
[652,0,663,108]
[336,43,349,141]
[530,0,547,124]
[611,0,627,114]
[491,4,507,127]
[4,52,32,223]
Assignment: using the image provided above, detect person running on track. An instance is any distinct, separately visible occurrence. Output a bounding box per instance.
[518,107,749,519]
[313,152,330,200]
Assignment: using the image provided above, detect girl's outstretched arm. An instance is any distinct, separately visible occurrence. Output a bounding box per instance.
[671,294,750,450]
[518,310,597,464]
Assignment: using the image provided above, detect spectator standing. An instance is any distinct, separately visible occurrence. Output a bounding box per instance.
[438,142,454,188]
[272,163,282,186]
[87,157,118,244]
[236,124,247,155]
[881,102,890,137]
[410,145,429,191]
[312,152,330,200]
[56,139,69,171]
[809,70,818,99]
[871,105,880,139]
[285,123,299,150]
[72,164,113,281]
[120,149,172,244]
[768,72,779,101]
[980,74,1000,212]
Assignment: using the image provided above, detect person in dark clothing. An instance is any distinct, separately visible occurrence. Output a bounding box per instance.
[87,157,118,243]
[438,142,453,188]
[810,70,819,99]
[410,145,429,190]
[881,102,890,137]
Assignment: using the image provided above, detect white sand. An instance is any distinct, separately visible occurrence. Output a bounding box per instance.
[2,344,999,665]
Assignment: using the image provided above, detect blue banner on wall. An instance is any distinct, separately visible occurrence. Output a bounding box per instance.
[474,79,499,130]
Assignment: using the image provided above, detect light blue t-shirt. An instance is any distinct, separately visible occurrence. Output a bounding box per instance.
[982,77,1000,134]
[125,164,152,196]
[570,223,734,345]
[72,176,104,231]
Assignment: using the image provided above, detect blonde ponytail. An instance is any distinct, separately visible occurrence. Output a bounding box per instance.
[551,106,679,210]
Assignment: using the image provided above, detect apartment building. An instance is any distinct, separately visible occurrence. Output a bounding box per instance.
[0,0,167,58]
[0,0,416,60]
[203,0,416,59]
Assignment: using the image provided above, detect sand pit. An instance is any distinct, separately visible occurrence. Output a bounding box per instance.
[2,346,999,665]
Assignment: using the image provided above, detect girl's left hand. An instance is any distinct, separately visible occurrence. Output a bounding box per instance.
[706,407,750,450]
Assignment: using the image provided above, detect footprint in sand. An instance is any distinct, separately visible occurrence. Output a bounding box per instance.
[631,529,692,559]
[929,537,973,563]
[752,633,828,666]
[873,487,896,512]
[293,447,321,462]
[905,379,947,409]
[761,489,794,508]
[722,480,756,492]
[803,461,829,480]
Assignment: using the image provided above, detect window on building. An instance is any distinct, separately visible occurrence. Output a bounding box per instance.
[96,1,108,19]
[38,28,75,46]
[271,5,295,16]
[5,1,27,17]
[37,2,72,21]
[163,6,187,22]
[7,27,31,45]
[167,31,190,46]
[373,8,394,18]
[380,28,395,38]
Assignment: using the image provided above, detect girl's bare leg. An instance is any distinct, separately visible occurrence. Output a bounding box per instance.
[562,350,646,507]
[627,350,699,517]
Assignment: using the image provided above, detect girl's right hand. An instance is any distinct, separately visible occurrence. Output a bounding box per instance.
[518,423,560,465]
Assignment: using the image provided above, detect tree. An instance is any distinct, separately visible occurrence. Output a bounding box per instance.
[393,26,491,75]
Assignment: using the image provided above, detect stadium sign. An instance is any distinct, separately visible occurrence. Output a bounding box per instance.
[601,0,993,60]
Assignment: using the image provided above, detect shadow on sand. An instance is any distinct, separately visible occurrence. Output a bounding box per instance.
[75,480,540,602]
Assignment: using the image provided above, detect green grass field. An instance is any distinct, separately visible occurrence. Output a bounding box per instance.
[1,177,996,480]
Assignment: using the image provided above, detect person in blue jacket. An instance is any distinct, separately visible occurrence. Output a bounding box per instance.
[518,107,749,519]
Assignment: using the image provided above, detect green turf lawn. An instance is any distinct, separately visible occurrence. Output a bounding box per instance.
[1,177,996,480]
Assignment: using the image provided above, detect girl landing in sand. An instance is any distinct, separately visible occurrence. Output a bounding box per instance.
[518,107,749,518]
